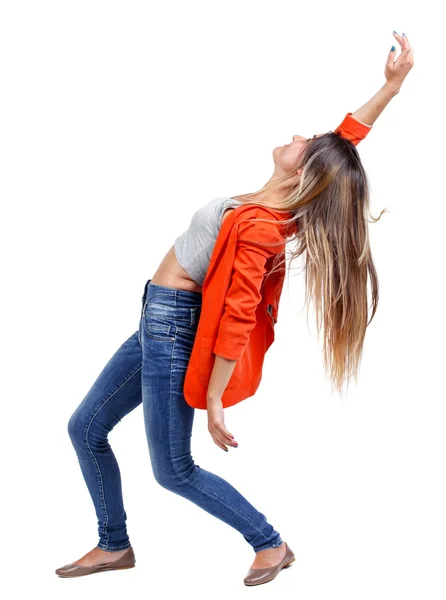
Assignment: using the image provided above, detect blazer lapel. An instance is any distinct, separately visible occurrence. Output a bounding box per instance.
[202,203,295,291]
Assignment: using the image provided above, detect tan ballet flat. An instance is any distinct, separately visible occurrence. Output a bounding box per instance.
[55,546,135,578]
[243,542,295,586]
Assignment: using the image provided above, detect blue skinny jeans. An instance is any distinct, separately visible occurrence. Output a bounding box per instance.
[67,279,283,553]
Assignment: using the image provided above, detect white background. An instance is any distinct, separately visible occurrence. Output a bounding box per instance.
[1,1,444,598]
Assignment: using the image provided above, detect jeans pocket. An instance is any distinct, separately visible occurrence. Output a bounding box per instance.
[145,300,192,326]
[145,323,175,342]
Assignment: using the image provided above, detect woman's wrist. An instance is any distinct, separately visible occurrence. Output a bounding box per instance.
[383,80,401,95]
[207,395,222,404]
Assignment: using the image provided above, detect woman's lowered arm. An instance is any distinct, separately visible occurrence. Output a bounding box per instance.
[351,31,414,127]
[206,356,239,453]
[207,356,237,403]
[206,218,286,452]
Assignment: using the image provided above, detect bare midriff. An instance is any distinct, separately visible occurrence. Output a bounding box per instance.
[150,197,247,294]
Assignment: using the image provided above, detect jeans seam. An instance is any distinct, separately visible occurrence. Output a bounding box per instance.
[84,364,142,548]
[174,454,277,548]
[97,541,131,551]
[180,472,277,547]
[253,537,283,552]
[168,339,274,548]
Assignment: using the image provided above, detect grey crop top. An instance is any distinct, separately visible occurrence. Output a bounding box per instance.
[173,196,243,286]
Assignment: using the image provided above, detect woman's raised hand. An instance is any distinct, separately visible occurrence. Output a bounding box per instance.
[385,32,414,91]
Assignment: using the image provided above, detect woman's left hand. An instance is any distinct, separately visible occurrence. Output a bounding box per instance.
[207,397,238,452]
[385,32,414,91]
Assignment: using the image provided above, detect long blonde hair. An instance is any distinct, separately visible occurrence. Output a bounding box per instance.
[235,131,387,397]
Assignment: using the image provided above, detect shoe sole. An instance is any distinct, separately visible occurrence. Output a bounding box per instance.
[56,563,135,578]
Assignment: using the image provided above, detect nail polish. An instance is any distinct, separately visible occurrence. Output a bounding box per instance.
[393,30,398,34]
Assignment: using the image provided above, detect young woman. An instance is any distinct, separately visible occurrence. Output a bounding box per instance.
[56,32,414,586]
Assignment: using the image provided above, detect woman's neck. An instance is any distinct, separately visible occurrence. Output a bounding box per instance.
[233,190,284,209]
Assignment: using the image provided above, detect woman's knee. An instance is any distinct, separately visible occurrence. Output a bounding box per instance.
[67,408,86,447]
[154,469,188,492]
[151,455,197,491]
[67,405,101,450]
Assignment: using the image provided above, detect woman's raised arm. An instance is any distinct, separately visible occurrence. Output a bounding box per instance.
[351,31,414,127]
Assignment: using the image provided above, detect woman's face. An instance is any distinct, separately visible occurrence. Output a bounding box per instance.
[273,133,325,174]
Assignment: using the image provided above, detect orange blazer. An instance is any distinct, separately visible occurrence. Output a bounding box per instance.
[183,112,372,410]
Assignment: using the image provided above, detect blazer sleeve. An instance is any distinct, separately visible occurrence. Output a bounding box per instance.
[213,216,285,361]
[333,112,373,146]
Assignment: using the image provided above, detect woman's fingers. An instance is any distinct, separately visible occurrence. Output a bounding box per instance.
[209,423,238,451]
[393,31,411,55]
[217,423,235,441]
[386,30,414,83]
[216,422,238,445]
[213,435,229,452]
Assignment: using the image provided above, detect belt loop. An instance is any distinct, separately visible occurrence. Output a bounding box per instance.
[142,278,152,304]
